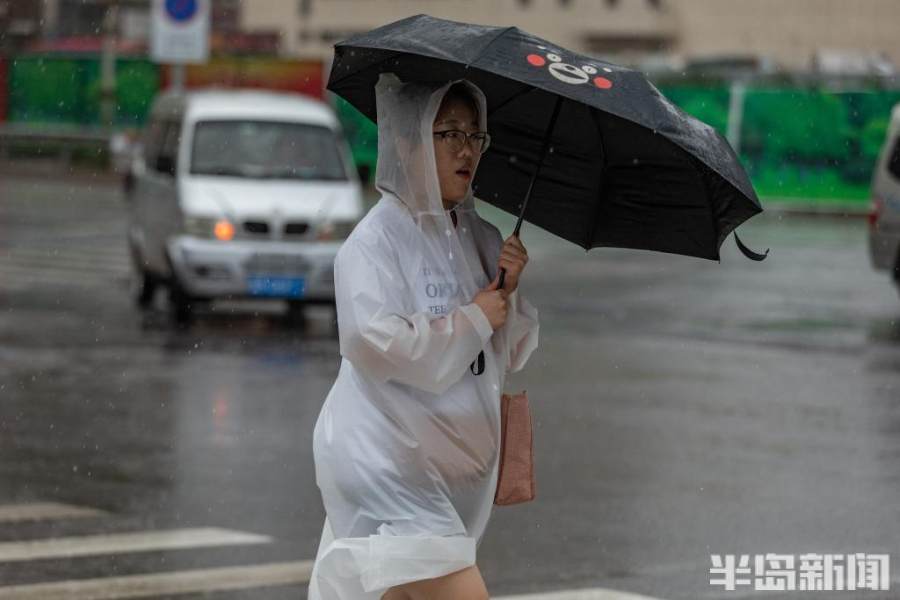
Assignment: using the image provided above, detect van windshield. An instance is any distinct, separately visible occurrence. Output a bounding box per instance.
[190,120,348,181]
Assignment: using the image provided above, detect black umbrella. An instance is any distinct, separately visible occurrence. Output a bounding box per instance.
[328,14,771,376]
[326,13,769,268]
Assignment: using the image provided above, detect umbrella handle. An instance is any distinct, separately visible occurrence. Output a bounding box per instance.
[497,266,507,290]
[470,266,506,376]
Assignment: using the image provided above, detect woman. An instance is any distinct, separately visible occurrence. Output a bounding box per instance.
[308,72,539,600]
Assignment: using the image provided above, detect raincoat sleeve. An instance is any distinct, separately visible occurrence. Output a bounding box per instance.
[501,287,539,373]
[335,237,495,395]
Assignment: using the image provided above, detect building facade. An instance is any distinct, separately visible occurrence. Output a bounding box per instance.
[239,0,900,71]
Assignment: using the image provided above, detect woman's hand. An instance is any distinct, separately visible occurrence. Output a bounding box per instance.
[498,234,528,293]
[472,273,508,330]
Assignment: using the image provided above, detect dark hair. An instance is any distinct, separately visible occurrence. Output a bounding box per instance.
[440,83,480,125]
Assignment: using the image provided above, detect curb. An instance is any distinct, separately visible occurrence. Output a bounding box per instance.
[761,201,869,219]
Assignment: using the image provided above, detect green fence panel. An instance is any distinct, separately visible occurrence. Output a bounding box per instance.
[741,88,900,201]
[9,55,159,126]
[658,84,900,202]
[9,56,90,123]
[0,57,7,121]
[331,94,378,174]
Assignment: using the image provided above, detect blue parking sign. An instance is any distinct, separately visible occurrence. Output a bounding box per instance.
[165,0,198,22]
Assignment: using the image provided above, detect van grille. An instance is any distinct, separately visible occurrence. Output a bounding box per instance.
[284,222,310,236]
[243,221,270,235]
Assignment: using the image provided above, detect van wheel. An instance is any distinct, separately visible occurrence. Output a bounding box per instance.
[167,277,198,326]
[893,255,900,300]
[134,270,157,308]
[128,242,157,308]
[286,300,307,328]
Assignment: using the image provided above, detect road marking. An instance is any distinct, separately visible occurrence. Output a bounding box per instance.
[0,502,107,523]
[4,251,130,269]
[6,245,128,257]
[0,528,271,562]
[0,560,313,599]
[496,589,668,600]
[0,260,128,277]
[0,265,126,287]
[0,567,671,600]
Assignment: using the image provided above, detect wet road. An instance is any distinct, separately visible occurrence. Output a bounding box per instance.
[1,174,899,599]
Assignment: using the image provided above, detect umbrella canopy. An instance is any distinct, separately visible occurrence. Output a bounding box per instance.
[327,13,768,262]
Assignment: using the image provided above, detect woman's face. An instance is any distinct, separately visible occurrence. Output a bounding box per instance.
[433,96,481,210]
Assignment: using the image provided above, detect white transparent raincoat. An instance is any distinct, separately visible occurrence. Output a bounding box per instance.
[308,72,539,599]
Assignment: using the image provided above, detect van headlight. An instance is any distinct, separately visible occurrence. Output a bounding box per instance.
[315,220,356,241]
[184,216,236,241]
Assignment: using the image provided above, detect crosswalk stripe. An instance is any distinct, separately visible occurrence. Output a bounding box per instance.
[1,258,130,273]
[5,246,128,257]
[0,567,669,600]
[0,257,127,271]
[0,263,125,276]
[0,265,128,284]
[0,560,313,599]
[0,265,126,285]
[4,248,129,264]
[0,503,107,523]
[496,589,668,600]
[0,528,271,562]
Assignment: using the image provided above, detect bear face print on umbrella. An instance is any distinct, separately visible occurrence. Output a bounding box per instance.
[326,13,769,268]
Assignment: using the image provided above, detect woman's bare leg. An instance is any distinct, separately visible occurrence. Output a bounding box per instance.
[384,564,489,600]
[381,587,412,600]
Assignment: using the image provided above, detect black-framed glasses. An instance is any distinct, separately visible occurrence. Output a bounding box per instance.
[432,129,491,154]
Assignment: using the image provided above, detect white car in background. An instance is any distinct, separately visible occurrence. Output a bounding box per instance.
[868,102,900,298]
[125,89,366,324]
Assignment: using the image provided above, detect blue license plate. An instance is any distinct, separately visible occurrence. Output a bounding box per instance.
[246,275,305,298]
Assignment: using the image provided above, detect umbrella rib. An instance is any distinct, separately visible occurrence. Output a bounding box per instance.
[332,25,514,90]
[487,85,536,119]
[327,47,403,88]
[471,25,517,66]
[584,108,609,249]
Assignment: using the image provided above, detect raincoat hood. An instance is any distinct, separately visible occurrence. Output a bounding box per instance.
[373,72,487,220]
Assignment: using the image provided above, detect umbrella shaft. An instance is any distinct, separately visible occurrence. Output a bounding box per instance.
[514,94,563,237]
[499,95,564,290]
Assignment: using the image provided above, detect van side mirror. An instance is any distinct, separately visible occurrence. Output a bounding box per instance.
[155,155,176,176]
[357,164,371,185]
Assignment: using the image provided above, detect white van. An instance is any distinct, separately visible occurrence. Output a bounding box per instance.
[125,88,366,323]
[867,102,900,297]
